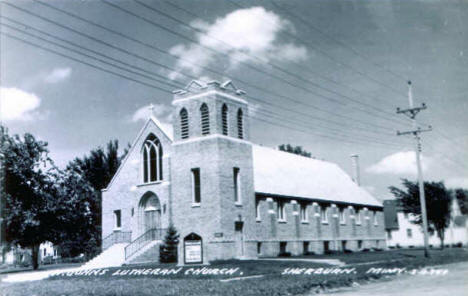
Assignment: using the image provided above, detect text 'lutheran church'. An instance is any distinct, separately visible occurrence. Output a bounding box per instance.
[99,79,385,266]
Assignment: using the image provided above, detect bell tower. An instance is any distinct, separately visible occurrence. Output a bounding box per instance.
[170,80,256,264]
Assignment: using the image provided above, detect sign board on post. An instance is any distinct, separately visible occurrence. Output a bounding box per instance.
[184,233,202,264]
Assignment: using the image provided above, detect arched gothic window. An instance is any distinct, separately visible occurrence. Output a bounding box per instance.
[200,103,210,135]
[237,108,243,139]
[221,104,228,136]
[143,134,163,183]
[180,108,189,139]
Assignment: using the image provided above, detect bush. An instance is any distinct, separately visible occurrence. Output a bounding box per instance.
[343,249,353,253]
[361,248,371,252]
[304,251,315,256]
[278,252,291,257]
[159,225,179,263]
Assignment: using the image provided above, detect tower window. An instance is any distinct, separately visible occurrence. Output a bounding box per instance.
[191,168,201,204]
[222,104,228,136]
[237,108,243,139]
[233,167,241,204]
[200,103,210,135]
[180,108,189,139]
[143,134,163,183]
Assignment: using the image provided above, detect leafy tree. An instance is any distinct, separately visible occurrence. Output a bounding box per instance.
[454,189,468,216]
[60,140,128,257]
[159,224,179,263]
[278,144,312,158]
[389,179,452,249]
[53,167,96,258]
[1,126,58,269]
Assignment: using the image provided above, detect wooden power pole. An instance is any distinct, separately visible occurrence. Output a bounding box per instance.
[396,81,432,258]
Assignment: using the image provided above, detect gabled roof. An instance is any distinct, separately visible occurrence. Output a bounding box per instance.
[103,116,172,191]
[252,145,382,207]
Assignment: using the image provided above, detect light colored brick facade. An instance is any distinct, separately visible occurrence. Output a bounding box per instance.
[102,80,386,265]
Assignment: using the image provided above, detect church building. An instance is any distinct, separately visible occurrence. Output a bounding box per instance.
[100,80,385,266]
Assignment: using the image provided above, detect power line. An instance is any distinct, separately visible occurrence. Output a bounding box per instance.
[2,23,402,146]
[129,0,409,127]
[1,31,407,150]
[1,20,182,89]
[12,1,402,134]
[269,0,407,83]
[163,0,410,126]
[227,0,409,99]
[1,32,174,93]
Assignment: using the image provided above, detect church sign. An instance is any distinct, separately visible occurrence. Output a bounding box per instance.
[184,233,203,264]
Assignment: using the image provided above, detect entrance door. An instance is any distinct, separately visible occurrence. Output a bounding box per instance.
[234,221,244,258]
[144,209,160,232]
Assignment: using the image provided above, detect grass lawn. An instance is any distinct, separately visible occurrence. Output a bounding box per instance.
[2,248,467,296]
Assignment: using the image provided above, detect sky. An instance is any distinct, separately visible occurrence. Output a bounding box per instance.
[1,0,467,200]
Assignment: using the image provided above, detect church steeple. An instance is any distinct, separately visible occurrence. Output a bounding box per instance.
[172,79,249,142]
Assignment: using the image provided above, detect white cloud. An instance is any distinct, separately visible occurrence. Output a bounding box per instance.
[168,7,307,79]
[44,67,72,83]
[366,151,432,175]
[445,177,468,189]
[0,87,42,121]
[131,104,174,138]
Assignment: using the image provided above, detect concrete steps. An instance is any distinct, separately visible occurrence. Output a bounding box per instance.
[81,243,127,269]
[125,240,162,265]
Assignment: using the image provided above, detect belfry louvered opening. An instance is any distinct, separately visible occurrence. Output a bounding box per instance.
[222,104,228,136]
[200,103,210,135]
[237,108,243,139]
[180,108,189,139]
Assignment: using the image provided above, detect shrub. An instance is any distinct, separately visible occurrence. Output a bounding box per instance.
[159,225,179,263]
[278,252,291,257]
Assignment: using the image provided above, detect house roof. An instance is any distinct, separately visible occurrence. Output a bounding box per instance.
[252,145,382,207]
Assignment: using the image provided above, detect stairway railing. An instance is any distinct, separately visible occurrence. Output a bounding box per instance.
[102,231,132,250]
[125,228,166,260]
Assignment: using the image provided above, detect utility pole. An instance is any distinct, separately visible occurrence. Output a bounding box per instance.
[396,81,432,258]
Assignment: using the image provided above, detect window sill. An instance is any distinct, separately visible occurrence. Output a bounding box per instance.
[256,218,262,223]
[192,203,201,208]
[322,221,329,224]
[137,181,164,187]
[113,228,122,232]
[340,222,346,225]
[356,222,362,225]
[278,220,287,223]
[235,202,243,207]
[301,221,309,224]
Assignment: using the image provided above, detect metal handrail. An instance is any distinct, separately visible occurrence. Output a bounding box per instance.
[125,228,166,260]
[102,231,132,250]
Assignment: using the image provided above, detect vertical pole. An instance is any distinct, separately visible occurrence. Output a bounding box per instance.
[408,81,430,258]
[415,134,430,257]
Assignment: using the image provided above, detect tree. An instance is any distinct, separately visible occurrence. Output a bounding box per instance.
[389,179,452,249]
[159,224,179,263]
[278,144,312,158]
[1,127,58,269]
[60,140,128,257]
[454,189,468,216]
